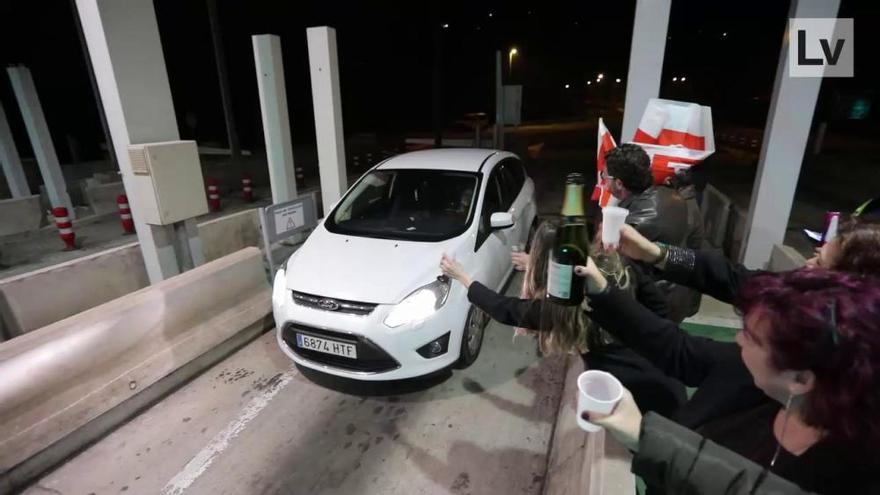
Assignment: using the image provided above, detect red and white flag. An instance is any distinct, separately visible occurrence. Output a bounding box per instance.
[630,98,715,185]
[592,118,617,207]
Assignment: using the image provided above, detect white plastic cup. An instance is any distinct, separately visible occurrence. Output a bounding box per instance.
[601,206,629,248]
[575,370,624,432]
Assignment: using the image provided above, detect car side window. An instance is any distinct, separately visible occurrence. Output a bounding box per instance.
[475,171,503,251]
[497,160,525,210]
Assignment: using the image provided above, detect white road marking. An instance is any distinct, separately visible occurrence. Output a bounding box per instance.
[161,370,296,495]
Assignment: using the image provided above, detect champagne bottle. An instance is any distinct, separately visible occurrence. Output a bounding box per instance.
[548,173,590,305]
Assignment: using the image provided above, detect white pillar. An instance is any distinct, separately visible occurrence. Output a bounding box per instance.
[306,26,347,215]
[75,0,198,282]
[253,34,298,204]
[6,66,74,215]
[741,0,841,268]
[0,101,30,198]
[621,0,672,142]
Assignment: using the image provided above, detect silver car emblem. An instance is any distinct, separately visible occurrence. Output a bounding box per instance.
[318,299,340,311]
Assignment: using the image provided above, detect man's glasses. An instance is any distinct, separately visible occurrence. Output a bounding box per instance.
[600,170,615,181]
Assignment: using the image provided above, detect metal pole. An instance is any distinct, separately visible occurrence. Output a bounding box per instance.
[432,27,443,148]
[494,51,504,150]
[206,0,241,165]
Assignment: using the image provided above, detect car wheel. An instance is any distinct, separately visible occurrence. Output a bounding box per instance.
[456,305,487,368]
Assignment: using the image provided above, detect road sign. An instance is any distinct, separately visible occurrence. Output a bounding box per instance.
[259,192,318,274]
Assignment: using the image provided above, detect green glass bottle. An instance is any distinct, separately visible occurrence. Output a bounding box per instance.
[547,173,590,305]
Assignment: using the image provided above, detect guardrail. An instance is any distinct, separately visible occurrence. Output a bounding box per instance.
[0,247,272,492]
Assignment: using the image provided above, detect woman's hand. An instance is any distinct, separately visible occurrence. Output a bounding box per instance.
[574,257,609,294]
[805,248,821,269]
[511,251,530,271]
[440,254,473,288]
[614,224,662,263]
[581,388,642,452]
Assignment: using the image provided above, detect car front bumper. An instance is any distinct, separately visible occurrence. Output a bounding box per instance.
[272,269,467,381]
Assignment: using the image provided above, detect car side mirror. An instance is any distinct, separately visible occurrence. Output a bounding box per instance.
[490,212,514,230]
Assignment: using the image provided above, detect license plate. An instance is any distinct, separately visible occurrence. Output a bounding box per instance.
[296,333,358,359]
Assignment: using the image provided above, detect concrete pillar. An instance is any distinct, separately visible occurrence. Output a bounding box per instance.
[75,0,202,283]
[253,34,297,204]
[621,0,672,142]
[6,66,75,215]
[0,101,30,198]
[740,0,841,268]
[307,26,347,215]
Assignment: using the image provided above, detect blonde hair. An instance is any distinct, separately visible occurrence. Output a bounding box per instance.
[519,219,629,355]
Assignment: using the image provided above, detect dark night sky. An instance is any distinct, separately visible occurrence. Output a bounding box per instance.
[0,0,878,163]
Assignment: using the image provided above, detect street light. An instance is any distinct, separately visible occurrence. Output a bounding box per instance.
[597,73,604,80]
[681,76,687,82]
[587,81,592,86]
[673,77,678,82]
[615,78,621,83]
[565,83,570,89]
[508,47,518,77]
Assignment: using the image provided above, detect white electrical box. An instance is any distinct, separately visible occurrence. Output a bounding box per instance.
[127,141,208,225]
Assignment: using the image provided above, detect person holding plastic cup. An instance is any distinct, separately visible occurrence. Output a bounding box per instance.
[603,143,703,323]
[568,240,880,493]
[581,386,821,494]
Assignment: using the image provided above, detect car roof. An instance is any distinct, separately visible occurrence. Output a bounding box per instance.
[376,148,509,173]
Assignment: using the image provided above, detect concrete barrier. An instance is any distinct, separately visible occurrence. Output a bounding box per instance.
[199,208,263,262]
[769,244,807,272]
[544,356,635,494]
[0,208,269,340]
[0,247,271,491]
[0,195,42,237]
[0,242,148,340]
[83,180,125,215]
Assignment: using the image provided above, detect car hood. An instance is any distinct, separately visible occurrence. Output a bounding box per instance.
[284,225,473,304]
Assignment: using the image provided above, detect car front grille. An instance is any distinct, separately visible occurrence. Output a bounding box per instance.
[282,324,400,373]
[291,291,378,316]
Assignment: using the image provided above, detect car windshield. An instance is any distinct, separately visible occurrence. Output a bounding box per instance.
[325,169,479,241]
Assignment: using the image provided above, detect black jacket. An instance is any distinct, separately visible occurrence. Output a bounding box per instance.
[588,248,879,494]
[466,262,688,417]
[619,185,704,322]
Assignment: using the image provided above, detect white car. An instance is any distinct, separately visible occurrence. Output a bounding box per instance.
[272,148,537,380]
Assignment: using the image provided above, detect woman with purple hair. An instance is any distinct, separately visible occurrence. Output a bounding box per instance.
[568,225,880,494]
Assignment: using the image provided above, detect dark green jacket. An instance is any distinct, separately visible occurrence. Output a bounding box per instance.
[635,412,816,495]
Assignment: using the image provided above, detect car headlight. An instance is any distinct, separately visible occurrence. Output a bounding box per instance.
[384,277,451,328]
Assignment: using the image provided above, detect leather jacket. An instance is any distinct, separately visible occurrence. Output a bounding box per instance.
[618,185,704,323]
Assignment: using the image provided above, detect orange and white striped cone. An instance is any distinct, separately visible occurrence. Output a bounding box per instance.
[242,175,254,202]
[207,178,221,212]
[117,194,135,235]
[52,206,77,250]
